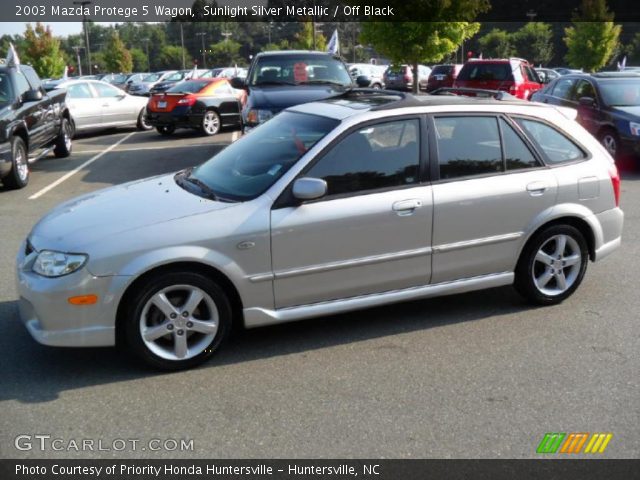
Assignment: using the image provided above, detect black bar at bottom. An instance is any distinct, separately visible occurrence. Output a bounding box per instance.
[1,459,639,480]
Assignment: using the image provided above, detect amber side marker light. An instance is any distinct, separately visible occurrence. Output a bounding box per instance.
[68,294,98,305]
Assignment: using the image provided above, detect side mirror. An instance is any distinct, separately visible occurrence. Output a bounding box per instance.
[578,96,596,108]
[230,77,245,89]
[23,89,43,102]
[292,177,327,201]
[356,75,371,88]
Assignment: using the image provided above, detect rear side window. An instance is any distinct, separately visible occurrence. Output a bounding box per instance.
[435,116,502,179]
[500,119,539,170]
[515,118,586,164]
[457,63,513,82]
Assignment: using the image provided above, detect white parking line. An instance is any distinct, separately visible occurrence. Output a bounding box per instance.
[74,143,220,155]
[232,131,239,142]
[29,132,136,200]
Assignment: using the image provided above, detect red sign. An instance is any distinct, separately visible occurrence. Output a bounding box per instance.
[293,62,308,82]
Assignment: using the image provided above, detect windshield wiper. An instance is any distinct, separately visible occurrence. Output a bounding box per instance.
[298,80,349,87]
[255,80,296,86]
[175,169,218,200]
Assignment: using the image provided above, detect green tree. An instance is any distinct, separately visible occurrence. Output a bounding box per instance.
[564,0,621,72]
[513,22,554,66]
[624,32,640,64]
[359,1,489,93]
[129,48,148,71]
[157,45,187,70]
[208,39,243,66]
[22,23,66,78]
[293,21,327,51]
[478,28,515,58]
[103,31,132,73]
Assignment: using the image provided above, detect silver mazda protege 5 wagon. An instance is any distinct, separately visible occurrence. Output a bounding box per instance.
[16,90,624,369]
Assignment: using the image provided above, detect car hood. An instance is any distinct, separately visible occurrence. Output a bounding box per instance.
[29,173,235,251]
[248,84,347,110]
[611,105,640,119]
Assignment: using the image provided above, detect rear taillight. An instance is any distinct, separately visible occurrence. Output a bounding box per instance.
[404,74,411,82]
[609,164,621,207]
[177,95,197,106]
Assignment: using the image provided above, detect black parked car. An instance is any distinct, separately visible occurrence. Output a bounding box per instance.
[0,60,72,189]
[531,72,640,158]
[230,50,353,132]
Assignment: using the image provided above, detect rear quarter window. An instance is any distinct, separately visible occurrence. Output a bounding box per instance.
[515,118,586,164]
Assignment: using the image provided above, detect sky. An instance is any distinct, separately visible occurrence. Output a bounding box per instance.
[0,22,116,37]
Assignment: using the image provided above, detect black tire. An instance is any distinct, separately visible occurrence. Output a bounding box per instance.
[3,136,29,189]
[69,118,76,138]
[598,128,620,158]
[137,108,153,131]
[514,224,589,305]
[53,118,72,158]
[123,271,232,370]
[156,125,175,136]
[201,109,221,136]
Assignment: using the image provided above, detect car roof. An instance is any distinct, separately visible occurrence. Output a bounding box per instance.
[288,91,533,120]
[256,50,335,57]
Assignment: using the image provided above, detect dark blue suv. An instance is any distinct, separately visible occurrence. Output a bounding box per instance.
[531,72,640,158]
[231,51,353,133]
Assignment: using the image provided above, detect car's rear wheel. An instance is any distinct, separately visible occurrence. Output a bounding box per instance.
[53,118,72,158]
[4,136,29,189]
[201,110,221,136]
[156,125,175,136]
[598,129,619,158]
[137,108,153,131]
[514,225,588,305]
[124,271,232,370]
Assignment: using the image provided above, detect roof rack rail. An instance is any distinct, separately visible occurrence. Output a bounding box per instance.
[430,87,517,100]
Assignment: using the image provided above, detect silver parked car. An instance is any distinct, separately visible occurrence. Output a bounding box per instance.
[46,79,152,137]
[16,92,623,369]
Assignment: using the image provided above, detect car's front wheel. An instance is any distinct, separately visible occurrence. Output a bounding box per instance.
[124,271,232,370]
[201,110,221,136]
[515,225,588,305]
[3,136,29,189]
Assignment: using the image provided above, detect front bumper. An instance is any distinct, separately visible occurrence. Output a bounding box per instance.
[0,139,12,177]
[16,242,131,347]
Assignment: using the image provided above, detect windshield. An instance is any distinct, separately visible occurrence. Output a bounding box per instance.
[165,72,185,82]
[167,80,209,94]
[0,73,14,106]
[248,55,352,87]
[599,79,640,106]
[143,73,161,82]
[181,112,339,201]
[457,63,513,81]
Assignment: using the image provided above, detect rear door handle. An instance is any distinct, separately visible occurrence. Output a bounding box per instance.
[527,181,548,196]
[392,199,422,216]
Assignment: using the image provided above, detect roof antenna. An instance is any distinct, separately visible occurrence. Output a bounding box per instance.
[6,42,20,67]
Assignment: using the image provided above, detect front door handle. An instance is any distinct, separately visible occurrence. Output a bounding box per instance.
[527,181,548,196]
[392,199,422,216]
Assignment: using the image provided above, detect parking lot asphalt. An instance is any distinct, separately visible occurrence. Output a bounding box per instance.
[0,128,638,459]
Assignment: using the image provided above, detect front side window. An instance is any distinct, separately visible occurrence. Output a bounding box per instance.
[14,71,31,97]
[66,82,93,99]
[306,119,420,197]
[551,78,576,100]
[93,82,122,98]
[435,116,502,179]
[573,80,596,100]
[185,112,338,201]
[515,118,586,164]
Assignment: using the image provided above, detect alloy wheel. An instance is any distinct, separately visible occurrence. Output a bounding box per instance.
[139,285,219,361]
[532,234,582,296]
[15,143,28,182]
[202,111,220,135]
[602,134,617,156]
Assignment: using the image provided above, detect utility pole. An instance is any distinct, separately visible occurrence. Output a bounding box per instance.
[179,23,186,69]
[73,0,92,74]
[142,38,150,70]
[196,32,207,68]
[72,45,83,76]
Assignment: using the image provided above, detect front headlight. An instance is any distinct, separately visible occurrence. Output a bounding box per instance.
[246,108,274,126]
[630,122,640,136]
[32,250,88,278]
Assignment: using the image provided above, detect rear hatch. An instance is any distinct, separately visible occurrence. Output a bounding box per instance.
[427,65,455,90]
[454,62,515,92]
[148,93,190,112]
[385,65,411,86]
